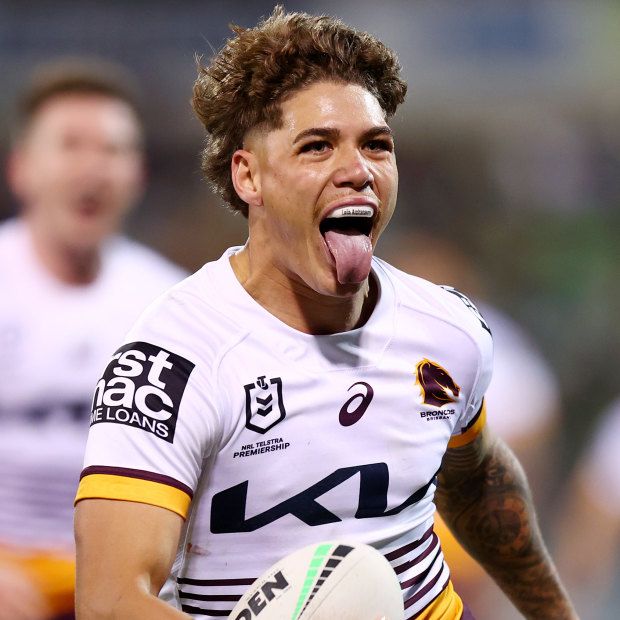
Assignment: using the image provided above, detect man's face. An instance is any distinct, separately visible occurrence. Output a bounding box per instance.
[10,93,144,251]
[242,80,398,298]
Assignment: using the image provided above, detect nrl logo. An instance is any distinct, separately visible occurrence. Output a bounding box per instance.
[415,359,460,408]
[244,375,286,434]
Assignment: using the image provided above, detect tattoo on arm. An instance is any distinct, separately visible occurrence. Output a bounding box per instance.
[435,430,579,620]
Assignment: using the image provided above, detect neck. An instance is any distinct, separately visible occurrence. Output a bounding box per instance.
[27,222,102,285]
[230,248,377,335]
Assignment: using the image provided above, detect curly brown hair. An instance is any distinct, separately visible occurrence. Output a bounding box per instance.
[192,6,407,217]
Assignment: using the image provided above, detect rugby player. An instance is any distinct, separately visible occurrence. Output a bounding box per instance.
[74,8,578,620]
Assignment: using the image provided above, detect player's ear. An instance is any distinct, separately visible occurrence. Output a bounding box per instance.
[232,149,263,207]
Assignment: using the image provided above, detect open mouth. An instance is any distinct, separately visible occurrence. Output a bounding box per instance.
[319,205,375,285]
[319,205,374,238]
[75,193,105,217]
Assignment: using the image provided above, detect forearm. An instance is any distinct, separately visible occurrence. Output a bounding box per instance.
[435,432,578,620]
[76,587,192,620]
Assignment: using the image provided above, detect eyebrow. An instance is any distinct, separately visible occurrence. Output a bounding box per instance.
[292,125,394,144]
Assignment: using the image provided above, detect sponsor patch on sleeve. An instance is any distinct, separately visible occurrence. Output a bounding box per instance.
[90,342,195,443]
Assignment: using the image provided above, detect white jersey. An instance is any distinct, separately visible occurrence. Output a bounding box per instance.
[77,247,493,619]
[0,218,187,549]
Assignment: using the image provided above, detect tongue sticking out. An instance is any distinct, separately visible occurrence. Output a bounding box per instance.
[324,229,373,284]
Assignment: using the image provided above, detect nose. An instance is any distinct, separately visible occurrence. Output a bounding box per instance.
[75,145,114,185]
[332,147,374,189]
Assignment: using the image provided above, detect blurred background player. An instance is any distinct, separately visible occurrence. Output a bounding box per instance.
[380,230,563,619]
[0,59,187,619]
[554,395,620,620]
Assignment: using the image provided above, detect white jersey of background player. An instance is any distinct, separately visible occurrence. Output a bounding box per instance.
[78,249,491,618]
[0,218,185,550]
[0,60,186,619]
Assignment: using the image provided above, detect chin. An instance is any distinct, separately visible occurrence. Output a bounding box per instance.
[317,274,366,299]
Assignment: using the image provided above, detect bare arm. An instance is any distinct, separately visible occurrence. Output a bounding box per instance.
[74,499,190,619]
[435,425,578,620]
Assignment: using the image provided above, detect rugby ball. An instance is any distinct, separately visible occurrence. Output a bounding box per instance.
[228,540,404,620]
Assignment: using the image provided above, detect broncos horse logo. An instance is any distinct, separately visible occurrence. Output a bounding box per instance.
[415,359,460,407]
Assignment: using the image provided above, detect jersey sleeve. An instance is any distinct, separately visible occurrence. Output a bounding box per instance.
[448,400,487,448]
[440,287,494,448]
[75,293,222,519]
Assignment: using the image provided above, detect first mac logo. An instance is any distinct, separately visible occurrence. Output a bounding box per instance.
[90,342,194,443]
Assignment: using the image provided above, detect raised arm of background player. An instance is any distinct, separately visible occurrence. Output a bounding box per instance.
[435,425,579,620]
[74,499,191,619]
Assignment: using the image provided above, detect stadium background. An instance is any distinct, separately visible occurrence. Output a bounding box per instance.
[1,0,619,558]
